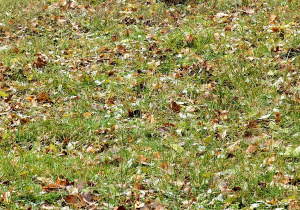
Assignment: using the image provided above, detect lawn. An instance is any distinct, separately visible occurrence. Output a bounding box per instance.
[0,0,300,209]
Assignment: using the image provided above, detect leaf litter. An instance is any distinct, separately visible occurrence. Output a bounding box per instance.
[0,0,300,209]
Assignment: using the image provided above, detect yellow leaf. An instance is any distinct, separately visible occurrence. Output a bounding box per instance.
[19,171,29,176]
[281,195,296,202]
[202,172,212,178]
[28,74,34,81]
[170,144,184,153]
[84,112,92,118]
[49,143,57,152]
[11,57,19,63]
[203,135,213,144]
[0,91,8,97]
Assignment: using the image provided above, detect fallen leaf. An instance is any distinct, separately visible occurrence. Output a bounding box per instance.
[288,200,300,210]
[159,162,169,169]
[36,92,50,102]
[0,91,8,97]
[152,201,165,210]
[153,152,161,159]
[270,13,276,24]
[242,6,255,15]
[86,145,95,153]
[65,194,80,205]
[33,57,47,68]
[42,183,64,192]
[224,25,233,31]
[170,144,184,153]
[114,206,126,210]
[55,178,73,187]
[84,112,92,118]
[203,135,213,145]
[76,182,84,190]
[186,106,197,113]
[82,192,95,203]
[135,201,145,208]
[268,198,278,205]
[186,34,196,43]
[108,71,114,76]
[245,144,257,154]
[128,109,141,117]
[4,94,12,103]
[138,155,149,164]
[169,99,181,113]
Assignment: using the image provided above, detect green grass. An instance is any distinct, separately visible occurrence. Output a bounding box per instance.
[0,0,300,209]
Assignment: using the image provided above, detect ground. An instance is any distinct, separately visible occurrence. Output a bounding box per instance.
[0,0,300,209]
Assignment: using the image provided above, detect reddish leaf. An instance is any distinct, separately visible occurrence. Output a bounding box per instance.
[163,122,175,127]
[108,71,115,76]
[33,57,47,68]
[4,94,12,103]
[186,34,195,43]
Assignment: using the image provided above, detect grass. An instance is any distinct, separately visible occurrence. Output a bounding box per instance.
[0,0,300,209]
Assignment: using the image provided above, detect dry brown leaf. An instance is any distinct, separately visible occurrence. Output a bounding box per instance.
[159,162,169,169]
[55,178,73,186]
[138,155,149,164]
[42,183,64,192]
[152,201,165,210]
[86,145,95,153]
[151,116,157,124]
[76,182,84,190]
[114,206,126,210]
[153,152,161,159]
[289,200,300,210]
[169,99,181,113]
[128,109,141,117]
[242,6,255,15]
[36,92,50,102]
[133,179,146,190]
[65,194,80,204]
[186,34,196,43]
[245,144,257,154]
[33,57,47,68]
[224,25,233,31]
[82,192,95,203]
[270,13,276,24]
